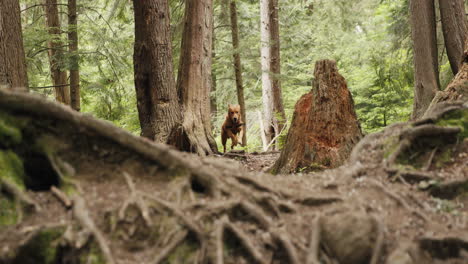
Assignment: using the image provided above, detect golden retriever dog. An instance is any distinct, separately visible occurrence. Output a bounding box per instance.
[221,104,244,153]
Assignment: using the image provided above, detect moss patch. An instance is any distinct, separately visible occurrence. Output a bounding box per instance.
[0,111,29,147]
[0,150,26,190]
[164,238,198,263]
[436,109,468,140]
[13,227,65,264]
[0,193,18,228]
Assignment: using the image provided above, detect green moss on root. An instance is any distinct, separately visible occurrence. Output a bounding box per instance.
[0,111,29,147]
[436,109,468,139]
[0,194,18,228]
[165,239,198,263]
[0,150,26,190]
[13,227,65,264]
[79,241,106,264]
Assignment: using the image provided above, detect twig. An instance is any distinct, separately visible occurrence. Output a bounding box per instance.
[72,196,115,264]
[153,230,188,264]
[29,84,70,89]
[50,186,72,209]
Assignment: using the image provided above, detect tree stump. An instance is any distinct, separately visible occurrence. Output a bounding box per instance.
[272,60,362,174]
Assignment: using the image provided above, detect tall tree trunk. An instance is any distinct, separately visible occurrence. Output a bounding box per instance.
[68,0,80,111]
[211,13,217,119]
[230,0,247,146]
[410,0,440,120]
[133,0,181,143]
[269,0,286,148]
[439,0,467,75]
[260,0,286,149]
[44,0,70,105]
[0,0,28,91]
[168,0,217,156]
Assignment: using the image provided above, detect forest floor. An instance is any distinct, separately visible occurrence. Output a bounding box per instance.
[1,91,468,264]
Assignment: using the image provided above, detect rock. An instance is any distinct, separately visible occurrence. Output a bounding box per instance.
[321,211,378,264]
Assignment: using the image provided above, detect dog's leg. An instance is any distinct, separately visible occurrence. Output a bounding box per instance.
[238,129,244,146]
[221,132,227,153]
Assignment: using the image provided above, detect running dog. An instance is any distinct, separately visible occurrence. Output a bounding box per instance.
[221,104,244,153]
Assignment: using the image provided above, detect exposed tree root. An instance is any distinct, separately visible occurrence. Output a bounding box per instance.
[72,195,116,264]
[153,230,189,264]
[271,230,301,264]
[306,216,321,264]
[50,186,72,209]
[369,216,385,264]
[385,124,460,166]
[223,221,267,264]
[0,177,41,213]
[367,180,429,223]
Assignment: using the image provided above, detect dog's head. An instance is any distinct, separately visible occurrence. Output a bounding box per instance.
[228,104,241,124]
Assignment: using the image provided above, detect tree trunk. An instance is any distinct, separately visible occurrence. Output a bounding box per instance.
[211,17,217,119]
[44,0,70,105]
[410,0,440,120]
[133,0,181,143]
[271,60,363,174]
[439,0,467,75]
[169,0,217,156]
[68,0,80,111]
[0,0,28,91]
[260,0,286,150]
[230,0,247,146]
[269,0,286,149]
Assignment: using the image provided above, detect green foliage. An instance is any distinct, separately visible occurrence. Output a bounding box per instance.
[20,0,452,150]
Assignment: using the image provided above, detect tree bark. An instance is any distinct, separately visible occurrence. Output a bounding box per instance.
[169,0,218,156]
[133,0,181,143]
[0,0,28,91]
[271,60,363,174]
[68,0,80,111]
[439,0,467,75]
[230,0,247,146]
[410,0,440,120]
[260,0,286,149]
[211,16,217,119]
[44,0,70,105]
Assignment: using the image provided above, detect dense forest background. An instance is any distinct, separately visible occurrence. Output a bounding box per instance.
[20,0,464,151]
